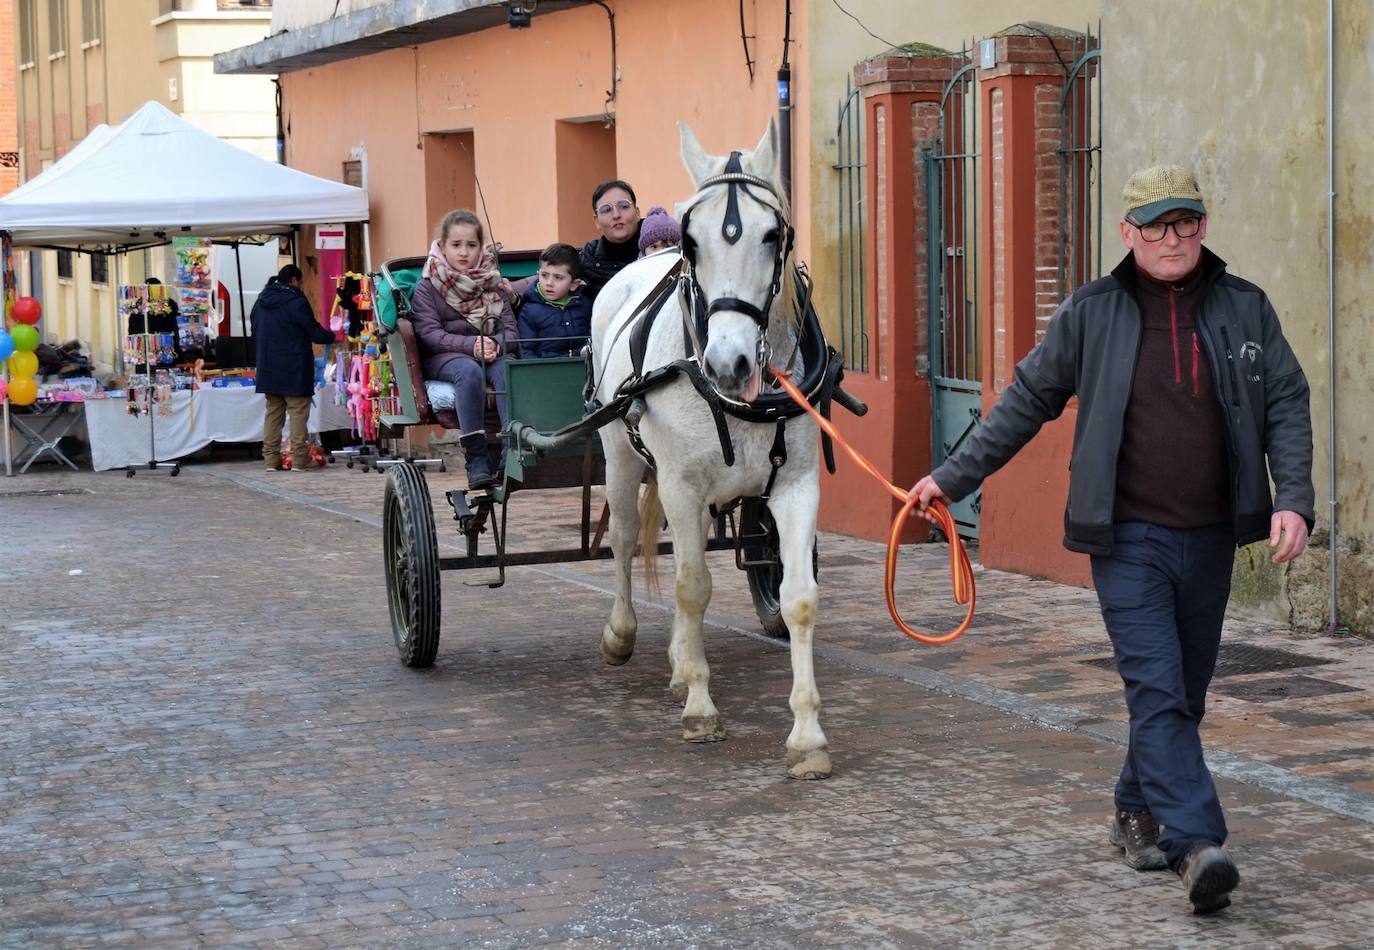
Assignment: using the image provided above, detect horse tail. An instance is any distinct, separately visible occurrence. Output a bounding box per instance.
[637,477,663,596]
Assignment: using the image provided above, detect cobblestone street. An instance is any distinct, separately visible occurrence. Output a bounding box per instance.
[3,459,1373,948]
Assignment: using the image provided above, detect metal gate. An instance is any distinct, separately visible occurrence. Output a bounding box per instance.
[1058,28,1103,297]
[925,55,982,538]
[835,77,867,371]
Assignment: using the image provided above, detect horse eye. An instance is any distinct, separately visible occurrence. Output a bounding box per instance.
[762,228,780,245]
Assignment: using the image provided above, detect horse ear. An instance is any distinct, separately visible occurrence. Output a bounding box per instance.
[750,119,779,180]
[678,122,716,188]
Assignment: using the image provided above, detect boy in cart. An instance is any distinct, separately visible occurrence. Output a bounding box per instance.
[517,243,593,359]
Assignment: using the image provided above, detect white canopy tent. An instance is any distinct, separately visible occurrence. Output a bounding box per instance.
[0,100,367,247]
[0,100,369,475]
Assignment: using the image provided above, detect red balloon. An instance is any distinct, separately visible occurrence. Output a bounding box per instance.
[11,296,41,326]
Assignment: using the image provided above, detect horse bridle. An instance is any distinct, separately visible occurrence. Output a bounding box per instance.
[678,150,796,366]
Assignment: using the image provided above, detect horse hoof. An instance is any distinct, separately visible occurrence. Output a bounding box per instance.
[667,682,688,703]
[682,716,726,743]
[786,747,832,780]
[599,625,634,666]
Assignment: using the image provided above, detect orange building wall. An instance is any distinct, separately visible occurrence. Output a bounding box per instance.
[0,2,17,196]
[280,0,804,266]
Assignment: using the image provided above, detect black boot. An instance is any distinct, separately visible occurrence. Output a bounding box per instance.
[460,432,496,490]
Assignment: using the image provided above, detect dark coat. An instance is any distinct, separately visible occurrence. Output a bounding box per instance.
[251,280,335,396]
[579,224,642,301]
[932,248,1314,556]
[410,278,518,379]
[517,283,592,358]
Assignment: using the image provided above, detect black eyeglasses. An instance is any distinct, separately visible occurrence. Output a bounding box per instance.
[1131,215,1202,243]
[596,199,635,217]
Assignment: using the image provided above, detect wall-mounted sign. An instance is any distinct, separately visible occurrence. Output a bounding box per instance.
[315,225,346,250]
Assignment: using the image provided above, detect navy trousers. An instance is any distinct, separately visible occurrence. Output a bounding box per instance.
[1090,522,1234,870]
[435,356,507,435]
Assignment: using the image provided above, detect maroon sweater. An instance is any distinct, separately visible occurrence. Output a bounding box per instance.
[1113,265,1232,528]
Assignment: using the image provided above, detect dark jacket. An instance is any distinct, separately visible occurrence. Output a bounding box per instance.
[579,224,642,300]
[517,282,592,358]
[410,277,517,379]
[251,280,335,397]
[932,248,1314,556]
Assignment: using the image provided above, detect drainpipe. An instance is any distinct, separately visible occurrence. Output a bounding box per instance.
[777,0,793,203]
[1325,0,1341,633]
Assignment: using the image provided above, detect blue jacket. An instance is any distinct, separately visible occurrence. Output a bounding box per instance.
[518,283,592,358]
[251,281,335,396]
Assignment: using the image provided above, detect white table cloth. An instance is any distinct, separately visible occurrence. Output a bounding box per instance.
[85,385,352,471]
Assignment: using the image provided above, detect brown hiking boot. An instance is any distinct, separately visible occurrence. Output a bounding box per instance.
[290,458,325,471]
[1108,809,1168,871]
[1178,844,1239,914]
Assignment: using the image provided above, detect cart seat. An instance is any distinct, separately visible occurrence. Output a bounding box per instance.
[395,316,460,429]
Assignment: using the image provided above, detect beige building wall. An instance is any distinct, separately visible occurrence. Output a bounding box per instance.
[803,0,1099,337]
[1102,0,1373,632]
[14,0,274,372]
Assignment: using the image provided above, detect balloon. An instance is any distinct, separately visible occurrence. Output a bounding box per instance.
[7,351,38,378]
[6,376,37,406]
[11,296,41,325]
[10,323,39,353]
[0,329,12,362]
[0,378,7,401]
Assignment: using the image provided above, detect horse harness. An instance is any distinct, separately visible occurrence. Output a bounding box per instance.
[542,153,864,502]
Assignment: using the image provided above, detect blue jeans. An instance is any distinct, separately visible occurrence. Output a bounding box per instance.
[1090,522,1234,869]
[435,357,506,435]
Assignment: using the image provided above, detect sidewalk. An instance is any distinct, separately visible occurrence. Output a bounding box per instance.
[2,457,1372,947]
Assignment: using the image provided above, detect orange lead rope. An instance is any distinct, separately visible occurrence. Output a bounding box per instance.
[770,368,976,644]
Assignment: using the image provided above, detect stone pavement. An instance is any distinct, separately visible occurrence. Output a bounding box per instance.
[2,457,1373,948]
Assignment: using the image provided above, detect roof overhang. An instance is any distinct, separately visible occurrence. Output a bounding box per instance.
[215,0,593,76]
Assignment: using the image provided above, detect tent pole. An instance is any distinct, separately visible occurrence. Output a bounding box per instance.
[235,243,248,339]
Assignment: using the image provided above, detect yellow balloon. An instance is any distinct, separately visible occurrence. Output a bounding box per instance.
[7,351,38,378]
[6,376,37,406]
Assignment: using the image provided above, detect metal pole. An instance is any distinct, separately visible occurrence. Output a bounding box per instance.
[1325,0,1340,632]
[2,360,11,477]
[235,243,248,339]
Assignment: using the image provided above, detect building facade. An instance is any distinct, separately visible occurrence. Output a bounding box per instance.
[12,0,275,370]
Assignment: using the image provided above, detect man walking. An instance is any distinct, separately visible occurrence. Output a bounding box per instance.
[910,165,1314,914]
[251,265,335,471]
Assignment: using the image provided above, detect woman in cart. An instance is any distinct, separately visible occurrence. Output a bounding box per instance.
[411,208,517,490]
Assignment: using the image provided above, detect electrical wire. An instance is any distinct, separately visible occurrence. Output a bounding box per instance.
[829,0,903,51]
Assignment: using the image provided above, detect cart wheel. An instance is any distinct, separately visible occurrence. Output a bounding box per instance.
[346,459,354,469]
[384,462,441,667]
[742,505,819,640]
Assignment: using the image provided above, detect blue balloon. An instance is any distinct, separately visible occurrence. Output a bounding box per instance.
[0,329,13,362]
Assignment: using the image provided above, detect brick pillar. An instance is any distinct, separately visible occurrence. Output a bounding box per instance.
[817,54,950,543]
[977,29,1092,586]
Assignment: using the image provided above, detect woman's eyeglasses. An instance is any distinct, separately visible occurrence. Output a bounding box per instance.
[596,199,636,217]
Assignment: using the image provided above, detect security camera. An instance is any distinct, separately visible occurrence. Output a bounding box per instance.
[508,3,533,28]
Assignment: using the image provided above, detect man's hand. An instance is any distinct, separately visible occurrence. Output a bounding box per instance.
[1270,510,1309,564]
[907,475,951,525]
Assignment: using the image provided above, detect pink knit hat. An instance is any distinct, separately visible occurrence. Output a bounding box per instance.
[638,206,681,252]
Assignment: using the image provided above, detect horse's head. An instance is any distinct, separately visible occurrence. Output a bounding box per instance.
[676,121,795,403]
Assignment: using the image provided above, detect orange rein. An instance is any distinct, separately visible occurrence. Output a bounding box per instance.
[770,368,976,645]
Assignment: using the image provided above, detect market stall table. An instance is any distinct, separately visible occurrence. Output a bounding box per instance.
[83,385,352,472]
[6,401,83,473]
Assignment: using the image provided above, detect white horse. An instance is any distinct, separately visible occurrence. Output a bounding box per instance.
[589,121,830,780]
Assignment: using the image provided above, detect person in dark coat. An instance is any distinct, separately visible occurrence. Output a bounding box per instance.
[251,264,334,471]
[578,179,643,301]
[518,243,592,358]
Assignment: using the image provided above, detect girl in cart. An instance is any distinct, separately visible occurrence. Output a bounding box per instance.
[411,209,517,489]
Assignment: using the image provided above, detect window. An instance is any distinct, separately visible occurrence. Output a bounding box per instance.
[91,253,109,285]
[57,250,73,280]
[19,0,37,64]
[48,0,67,55]
[82,0,103,44]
